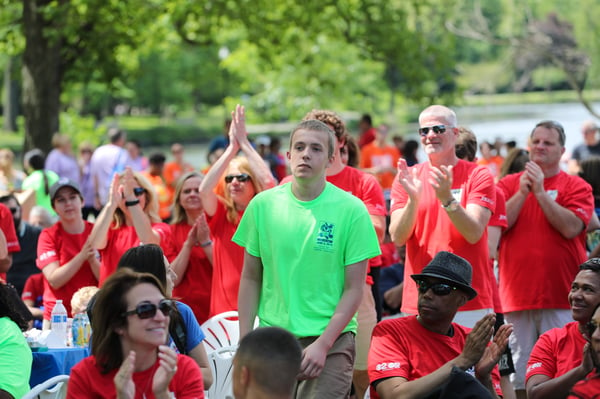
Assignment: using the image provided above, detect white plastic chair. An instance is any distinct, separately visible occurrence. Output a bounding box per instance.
[201,311,241,353]
[23,374,69,399]
[204,345,237,399]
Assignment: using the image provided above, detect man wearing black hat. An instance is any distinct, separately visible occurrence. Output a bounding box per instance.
[368,251,512,399]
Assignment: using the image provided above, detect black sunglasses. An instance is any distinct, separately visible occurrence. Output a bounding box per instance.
[133,187,146,197]
[224,173,251,183]
[415,279,457,296]
[418,125,448,136]
[121,299,173,319]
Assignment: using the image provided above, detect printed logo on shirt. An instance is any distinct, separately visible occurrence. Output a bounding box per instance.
[375,362,401,371]
[465,366,476,377]
[526,362,542,374]
[480,195,494,205]
[315,221,335,252]
[575,207,589,218]
[546,190,558,201]
[451,188,463,203]
[39,250,57,262]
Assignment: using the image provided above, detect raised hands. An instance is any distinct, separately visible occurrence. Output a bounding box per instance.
[152,345,179,396]
[396,158,423,202]
[475,322,513,379]
[114,351,136,399]
[457,313,496,371]
[429,165,454,204]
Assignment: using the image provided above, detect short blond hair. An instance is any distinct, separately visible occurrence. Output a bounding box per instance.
[71,286,100,315]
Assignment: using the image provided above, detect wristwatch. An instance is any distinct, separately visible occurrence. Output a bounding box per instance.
[125,199,140,207]
[442,198,459,212]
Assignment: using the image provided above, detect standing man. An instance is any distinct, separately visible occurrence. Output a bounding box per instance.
[497,120,594,398]
[234,120,381,398]
[568,120,600,175]
[164,143,194,190]
[90,128,131,209]
[389,105,496,327]
[360,124,400,203]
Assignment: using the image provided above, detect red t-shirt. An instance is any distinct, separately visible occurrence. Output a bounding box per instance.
[21,272,44,306]
[358,127,377,148]
[36,221,98,319]
[99,223,171,285]
[568,373,600,398]
[368,315,502,399]
[0,203,20,281]
[67,354,204,399]
[497,171,593,312]
[207,201,244,317]
[166,222,213,324]
[359,143,401,190]
[390,160,496,314]
[526,321,587,383]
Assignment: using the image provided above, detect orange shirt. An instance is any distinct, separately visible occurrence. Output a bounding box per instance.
[359,143,400,190]
[141,172,173,220]
[164,161,195,188]
[477,156,504,180]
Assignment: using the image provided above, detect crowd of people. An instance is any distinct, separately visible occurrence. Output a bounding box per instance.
[1,104,600,399]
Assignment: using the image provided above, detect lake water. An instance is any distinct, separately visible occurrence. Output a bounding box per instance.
[153,101,600,169]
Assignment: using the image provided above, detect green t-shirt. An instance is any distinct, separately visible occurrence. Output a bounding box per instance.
[0,317,32,398]
[233,182,381,337]
[22,170,60,215]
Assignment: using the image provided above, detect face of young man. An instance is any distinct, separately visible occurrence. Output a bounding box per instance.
[287,128,333,181]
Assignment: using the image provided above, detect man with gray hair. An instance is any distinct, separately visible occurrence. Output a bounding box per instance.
[368,251,512,399]
[568,120,600,175]
[389,105,497,328]
[497,120,594,398]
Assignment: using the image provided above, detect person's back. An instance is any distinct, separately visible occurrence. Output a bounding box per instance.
[233,327,302,399]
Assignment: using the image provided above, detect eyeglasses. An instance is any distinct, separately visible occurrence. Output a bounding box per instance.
[133,187,146,197]
[415,279,457,296]
[182,188,200,195]
[224,173,251,183]
[121,299,173,319]
[418,125,448,136]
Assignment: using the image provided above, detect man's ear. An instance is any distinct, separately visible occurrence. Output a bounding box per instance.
[240,365,250,386]
[457,294,468,308]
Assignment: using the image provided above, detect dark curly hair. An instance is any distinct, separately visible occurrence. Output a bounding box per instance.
[0,283,29,331]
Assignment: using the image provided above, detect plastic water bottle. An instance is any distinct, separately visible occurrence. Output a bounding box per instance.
[51,300,68,347]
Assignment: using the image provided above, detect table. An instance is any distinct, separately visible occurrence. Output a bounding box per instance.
[29,347,89,387]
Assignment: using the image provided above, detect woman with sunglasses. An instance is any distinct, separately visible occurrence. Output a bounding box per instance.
[526,259,600,399]
[199,105,275,317]
[117,244,212,389]
[67,268,204,398]
[165,172,213,324]
[90,167,171,285]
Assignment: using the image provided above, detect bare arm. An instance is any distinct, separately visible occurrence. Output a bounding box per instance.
[299,260,367,380]
[89,174,120,250]
[188,343,213,389]
[526,343,594,399]
[42,240,97,289]
[371,214,386,243]
[23,299,44,319]
[199,141,239,217]
[0,229,11,273]
[487,226,502,260]
[388,159,421,245]
[238,251,263,339]
[122,168,160,245]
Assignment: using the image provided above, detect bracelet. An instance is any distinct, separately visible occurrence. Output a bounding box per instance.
[200,240,213,248]
[125,199,140,207]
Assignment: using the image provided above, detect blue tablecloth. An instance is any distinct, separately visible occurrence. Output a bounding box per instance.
[29,347,89,387]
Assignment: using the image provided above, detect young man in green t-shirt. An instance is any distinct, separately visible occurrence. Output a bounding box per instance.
[234,119,381,398]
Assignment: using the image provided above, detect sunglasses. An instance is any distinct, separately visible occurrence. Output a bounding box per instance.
[182,187,200,195]
[418,125,448,136]
[224,173,251,183]
[133,187,146,197]
[415,279,457,296]
[121,299,173,319]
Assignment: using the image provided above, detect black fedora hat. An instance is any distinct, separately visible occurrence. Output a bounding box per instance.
[411,251,477,300]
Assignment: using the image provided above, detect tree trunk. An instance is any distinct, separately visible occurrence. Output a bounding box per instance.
[3,57,19,132]
[21,0,62,154]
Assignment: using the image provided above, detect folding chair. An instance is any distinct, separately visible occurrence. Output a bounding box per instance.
[23,374,69,399]
[204,345,237,399]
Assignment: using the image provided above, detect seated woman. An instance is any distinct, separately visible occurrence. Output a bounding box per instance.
[117,244,213,389]
[89,167,170,284]
[67,269,204,398]
[526,258,600,399]
[199,105,275,317]
[0,283,31,399]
